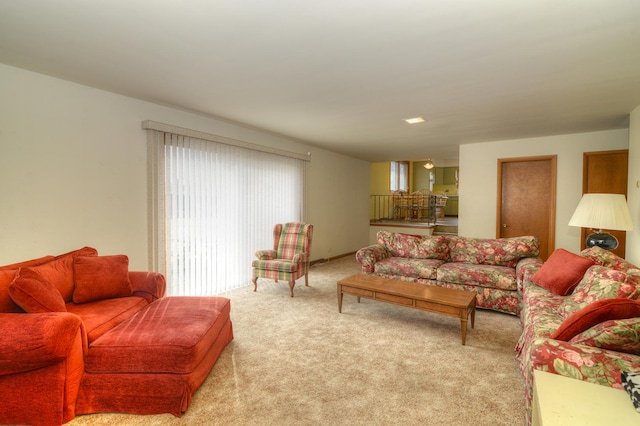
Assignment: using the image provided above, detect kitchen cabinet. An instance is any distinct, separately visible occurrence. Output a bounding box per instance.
[444,195,458,216]
[434,167,458,185]
[443,167,457,185]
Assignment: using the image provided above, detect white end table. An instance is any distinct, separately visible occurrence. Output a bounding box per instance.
[532,370,639,425]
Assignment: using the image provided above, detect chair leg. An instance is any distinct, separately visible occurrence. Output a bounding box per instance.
[252,277,258,292]
[288,281,295,297]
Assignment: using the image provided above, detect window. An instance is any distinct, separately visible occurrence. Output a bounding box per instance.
[390,161,409,191]
[145,122,307,295]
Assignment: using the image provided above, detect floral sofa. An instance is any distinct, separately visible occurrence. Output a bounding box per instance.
[516,246,640,424]
[0,247,234,425]
[355,231,542,315]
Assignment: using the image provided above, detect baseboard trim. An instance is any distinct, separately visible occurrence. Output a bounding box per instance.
[310,251,356,266]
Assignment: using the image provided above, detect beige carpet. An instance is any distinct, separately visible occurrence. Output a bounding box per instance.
[68,256,525,425]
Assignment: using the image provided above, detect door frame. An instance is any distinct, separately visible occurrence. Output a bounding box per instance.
[496,155,557,257]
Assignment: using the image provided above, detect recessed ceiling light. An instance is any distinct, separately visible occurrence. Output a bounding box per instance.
[404,117,425,124]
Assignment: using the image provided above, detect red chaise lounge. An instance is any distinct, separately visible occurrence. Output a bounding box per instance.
[0,247,233,426]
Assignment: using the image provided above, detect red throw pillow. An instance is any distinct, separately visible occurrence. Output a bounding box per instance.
[532,248,594,295]
[551,299,640,341]
[28,247,98,303]
[0,255,56,313]
[73,255,132,304]
[8,268,67,313]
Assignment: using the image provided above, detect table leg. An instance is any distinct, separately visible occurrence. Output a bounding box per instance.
[337,285,343,313]
[460,318,468,345]
[470,305,475,329]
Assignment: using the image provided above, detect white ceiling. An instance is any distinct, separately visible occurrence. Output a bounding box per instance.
[1,1,639,162]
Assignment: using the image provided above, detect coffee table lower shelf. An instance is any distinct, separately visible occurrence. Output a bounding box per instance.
[337,274,476,345]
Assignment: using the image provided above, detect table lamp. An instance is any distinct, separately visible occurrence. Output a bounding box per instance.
[568,193,634,250]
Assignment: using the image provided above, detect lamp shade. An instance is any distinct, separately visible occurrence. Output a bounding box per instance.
[423,159,434,169]
[568,193,634,231]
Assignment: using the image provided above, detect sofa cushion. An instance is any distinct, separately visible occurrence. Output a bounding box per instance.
[552,299,640,341]
[417,235,450,260]
[66,296,149,342]
[581,246,639,273]
[437,262,518,290]
[447,236,539,267]
[560,266,640,317]
[373,257,443,280]
[0,255,56,313]
[73,255,132,304]
[377,231,449,259]
[531,248,594,296]
[8,268,67,313]
[85,297,231,374]
[28,247,98,303]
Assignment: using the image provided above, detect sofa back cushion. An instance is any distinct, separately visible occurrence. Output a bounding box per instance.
[447,236,540,267]
[376,231,449,259]
[73,255,132,304]
[0,255,55,313]
[8,268,67,313]
[581,246,639,273]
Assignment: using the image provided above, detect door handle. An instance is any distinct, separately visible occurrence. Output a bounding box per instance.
[502,224,508,228]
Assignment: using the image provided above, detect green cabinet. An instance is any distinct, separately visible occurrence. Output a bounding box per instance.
[444,195,458,216]
[443,167,457,185]
[434,167,458,185]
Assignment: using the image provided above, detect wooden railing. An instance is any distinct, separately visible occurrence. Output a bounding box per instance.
[370,193,444,224]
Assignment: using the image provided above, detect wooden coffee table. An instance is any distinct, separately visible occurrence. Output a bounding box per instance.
[337,274,476,345]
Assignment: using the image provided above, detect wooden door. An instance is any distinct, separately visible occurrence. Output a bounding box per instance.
[497,156,557,260]
[581,150,629,258]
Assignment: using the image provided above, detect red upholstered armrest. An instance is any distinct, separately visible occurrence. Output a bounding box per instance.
[129,271,166,303]
[0,312,82,375]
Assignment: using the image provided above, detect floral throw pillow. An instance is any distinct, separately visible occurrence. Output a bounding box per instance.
[569,318,640,355]
[560,266,640,317]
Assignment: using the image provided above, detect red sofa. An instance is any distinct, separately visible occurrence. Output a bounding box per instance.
[0,247,234,425]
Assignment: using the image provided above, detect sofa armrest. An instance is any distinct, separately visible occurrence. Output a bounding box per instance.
[129,271,166,303]
[516,257,543,291]
[355,244,391,273]
[0,312,82,376]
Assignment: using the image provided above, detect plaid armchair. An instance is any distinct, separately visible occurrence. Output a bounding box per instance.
[252,222,314,297]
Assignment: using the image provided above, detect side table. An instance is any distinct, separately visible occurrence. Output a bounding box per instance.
[532,370,638,425]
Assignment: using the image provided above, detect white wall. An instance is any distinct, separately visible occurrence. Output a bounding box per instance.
[627,105,640,266]
[0,64,371,269]
[459,129,630,254]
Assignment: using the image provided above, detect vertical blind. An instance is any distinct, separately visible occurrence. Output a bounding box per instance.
[147,125,306,296]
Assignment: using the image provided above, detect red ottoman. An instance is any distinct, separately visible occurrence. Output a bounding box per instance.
[76,296,233,416]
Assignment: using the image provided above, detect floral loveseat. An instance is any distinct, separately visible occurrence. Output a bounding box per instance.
[516,246,640,424]
[0,247,234,425]
[355,231,542,315]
